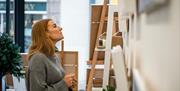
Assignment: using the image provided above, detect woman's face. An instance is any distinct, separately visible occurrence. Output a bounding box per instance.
[47,20,64,42]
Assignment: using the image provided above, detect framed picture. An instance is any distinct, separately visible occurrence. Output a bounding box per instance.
[138,0,169,13]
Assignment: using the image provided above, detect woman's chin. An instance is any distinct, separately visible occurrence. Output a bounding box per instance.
[58,36,64,41]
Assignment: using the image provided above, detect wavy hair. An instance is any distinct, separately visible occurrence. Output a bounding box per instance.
[28,19,55,60]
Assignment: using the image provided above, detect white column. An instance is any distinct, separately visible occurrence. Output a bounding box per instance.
[47,0,61,25]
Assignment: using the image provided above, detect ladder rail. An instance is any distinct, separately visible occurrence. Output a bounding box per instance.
[102,5,119,88]
[86,0,108,91]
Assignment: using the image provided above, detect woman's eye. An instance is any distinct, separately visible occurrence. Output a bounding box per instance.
[53,24,57,28]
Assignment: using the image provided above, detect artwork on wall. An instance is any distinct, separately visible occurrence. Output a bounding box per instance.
[138,0,169,13]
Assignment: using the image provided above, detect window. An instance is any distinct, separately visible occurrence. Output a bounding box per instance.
[25,14,43,52]
[24,1,47,52]
[25,2,46,11]
[0,0,47,52]
[0,0,15,40]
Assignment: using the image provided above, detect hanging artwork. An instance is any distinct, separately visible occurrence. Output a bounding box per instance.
[138,0,169,13]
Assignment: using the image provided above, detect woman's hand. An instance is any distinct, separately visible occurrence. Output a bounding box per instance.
[64,74,75,87]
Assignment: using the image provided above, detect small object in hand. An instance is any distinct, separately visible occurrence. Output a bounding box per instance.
[68,87,73,91]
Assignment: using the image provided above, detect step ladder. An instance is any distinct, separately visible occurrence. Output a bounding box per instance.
[86,0,108,91]
[87,1,129,91]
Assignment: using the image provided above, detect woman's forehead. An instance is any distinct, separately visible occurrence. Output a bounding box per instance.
[48,20,55,26]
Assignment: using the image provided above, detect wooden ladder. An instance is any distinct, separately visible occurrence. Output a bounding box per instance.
[103,4,129,91]
[86,0,108,91]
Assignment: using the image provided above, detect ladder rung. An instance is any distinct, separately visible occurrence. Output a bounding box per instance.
[87,60,104,65]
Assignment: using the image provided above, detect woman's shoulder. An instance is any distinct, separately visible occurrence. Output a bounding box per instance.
[32,52,45,57]
[31,52,47,59]
[28,52,49,70]
[29,52,48,64]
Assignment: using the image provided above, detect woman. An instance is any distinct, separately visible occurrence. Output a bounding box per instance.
[27,19,75,91]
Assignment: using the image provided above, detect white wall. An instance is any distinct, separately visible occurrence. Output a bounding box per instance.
[60,0,89,90]
[132,0,180,91]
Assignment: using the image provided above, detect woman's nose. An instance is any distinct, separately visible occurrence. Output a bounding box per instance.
[58,26,62,31]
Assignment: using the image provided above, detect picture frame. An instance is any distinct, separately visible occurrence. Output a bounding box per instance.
[138,0,169,13]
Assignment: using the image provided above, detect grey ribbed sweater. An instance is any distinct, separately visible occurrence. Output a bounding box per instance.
[27,52,68,91]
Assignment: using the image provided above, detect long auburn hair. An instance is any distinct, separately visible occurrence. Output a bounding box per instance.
[28,19,55,60]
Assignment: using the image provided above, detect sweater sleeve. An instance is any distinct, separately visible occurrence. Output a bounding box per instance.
[28,53,68,91]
